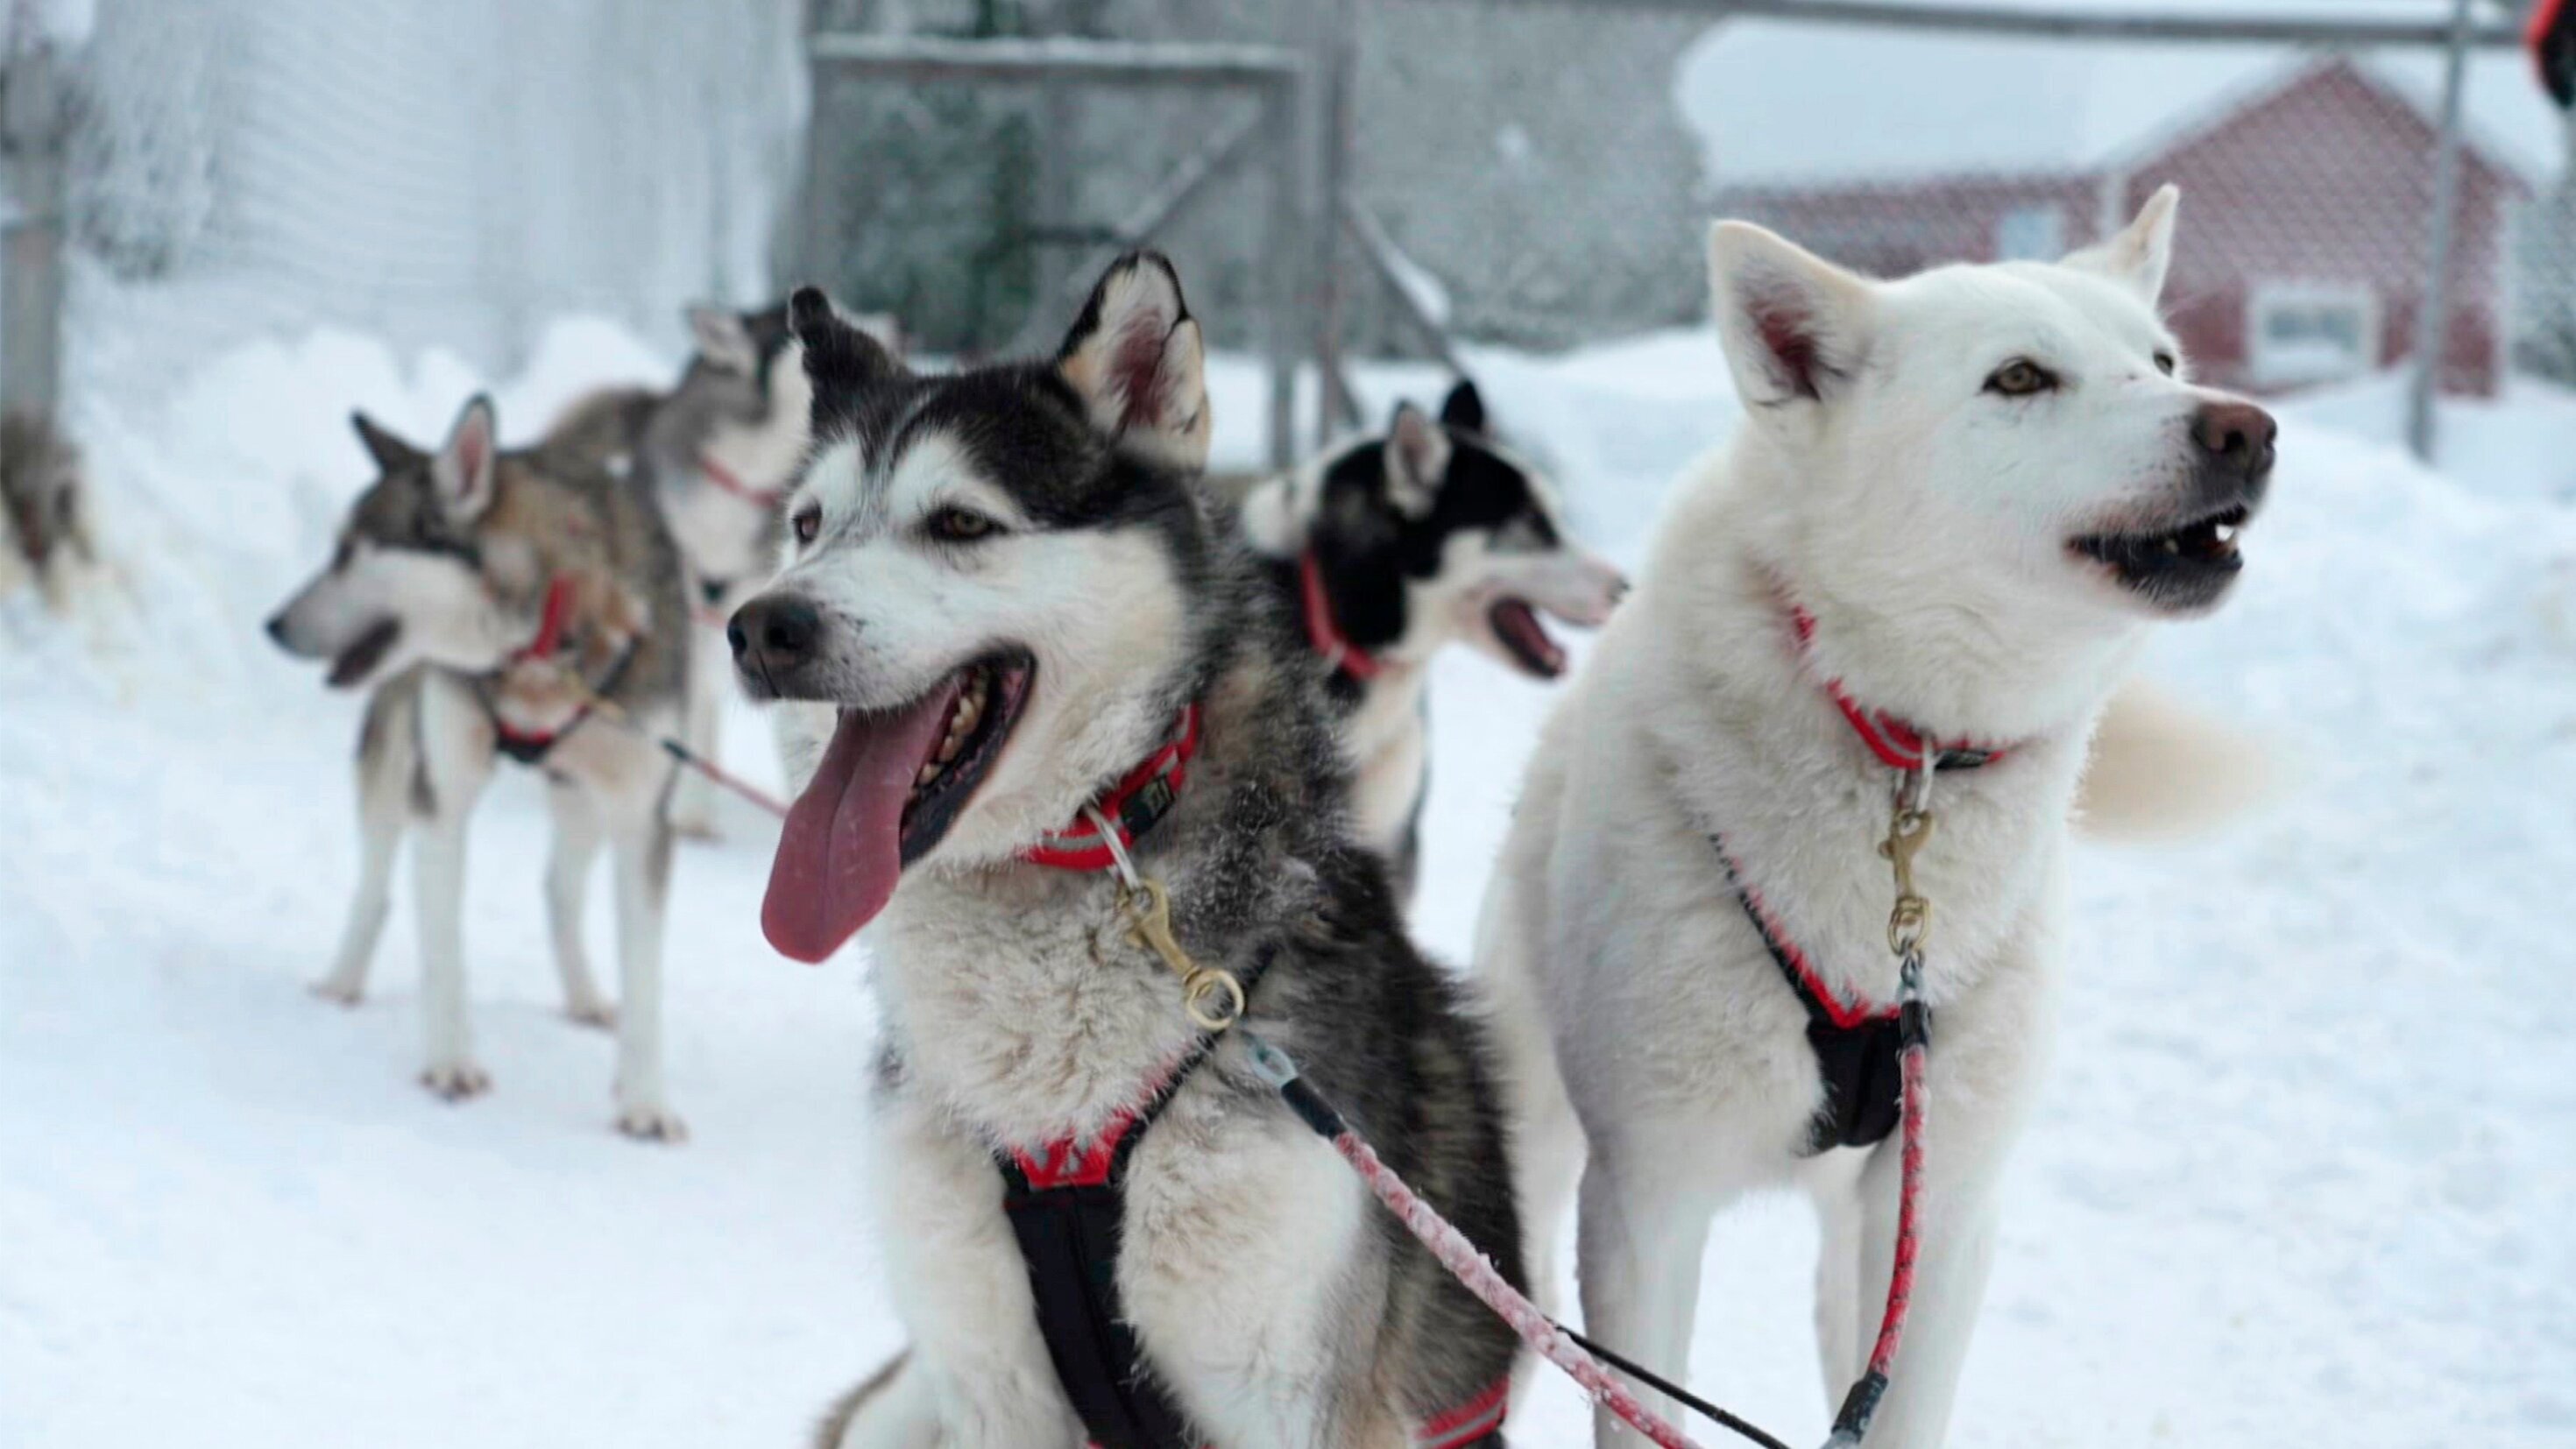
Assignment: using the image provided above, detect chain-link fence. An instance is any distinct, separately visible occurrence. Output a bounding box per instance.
[7,0,805,413]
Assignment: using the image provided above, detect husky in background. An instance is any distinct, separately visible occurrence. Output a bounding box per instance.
[738,256,1525,1447]
[546,301,866,838]
[1480,187,2275,1445]
[0,409,97,611]
[265,394,693,1140]
[1239,381,1623,899]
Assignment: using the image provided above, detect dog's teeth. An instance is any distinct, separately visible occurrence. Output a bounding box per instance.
[2162,537,2182,555]
[2213,522,2238,544]
[916,762,939,787]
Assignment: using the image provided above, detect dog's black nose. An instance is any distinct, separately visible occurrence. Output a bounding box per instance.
[262,614,289,647]
[2192,399,2278,475]
[729,595,821,676]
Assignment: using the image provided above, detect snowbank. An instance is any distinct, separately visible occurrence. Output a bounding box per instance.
[4,322,2572,1447]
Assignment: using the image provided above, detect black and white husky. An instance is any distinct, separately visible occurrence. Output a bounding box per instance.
[1239,383,1622,897]
[1481,187,2275,1445]
[265,396,693,1139]
[732,255,1526,1447]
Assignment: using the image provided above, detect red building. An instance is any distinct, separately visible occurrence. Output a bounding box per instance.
[1681,28,2565,397]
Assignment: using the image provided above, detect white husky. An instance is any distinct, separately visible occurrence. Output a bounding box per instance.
[1479,186,2275,1446]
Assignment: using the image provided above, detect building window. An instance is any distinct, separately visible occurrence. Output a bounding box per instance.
[2249,283,2380,388]
[1994,204,2065,261]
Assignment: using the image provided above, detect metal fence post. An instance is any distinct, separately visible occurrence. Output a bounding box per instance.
[1264,75,1302,470]
[1311,0,1357,450]
[2405,0,2477,463]
[2,39,67,421]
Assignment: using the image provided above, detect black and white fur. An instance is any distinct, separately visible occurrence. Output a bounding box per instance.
[265,395,694,1139]
[732,254,1527,1447]
[1240,384,1622,899]
[1479,187,2276,1445]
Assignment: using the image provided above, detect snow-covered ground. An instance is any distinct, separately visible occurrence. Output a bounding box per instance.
[4,322,2573,1448]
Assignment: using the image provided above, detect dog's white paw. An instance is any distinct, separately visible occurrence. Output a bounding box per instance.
[420,1062,493,1101]
[310,978,364,1007]
[615,1102,689,1143]
[564,998,619,1031]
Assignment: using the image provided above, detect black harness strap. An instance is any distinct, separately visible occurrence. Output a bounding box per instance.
[992,944,1275,1449]
[1711,833,1922,1156]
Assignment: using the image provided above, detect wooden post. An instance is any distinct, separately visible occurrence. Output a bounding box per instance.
[1263,78,1301,469]
[2,41,67,420]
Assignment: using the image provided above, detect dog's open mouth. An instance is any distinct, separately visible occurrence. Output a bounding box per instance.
[325,618,401,689]
[1489,598,1567,679]
[2071,502,2252,611]
[761,650,1034,964]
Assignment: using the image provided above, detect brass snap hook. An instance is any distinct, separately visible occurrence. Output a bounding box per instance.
[1116,877,1246,1032]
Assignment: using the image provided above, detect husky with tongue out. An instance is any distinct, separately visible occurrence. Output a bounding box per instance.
[737,255,1525,1449]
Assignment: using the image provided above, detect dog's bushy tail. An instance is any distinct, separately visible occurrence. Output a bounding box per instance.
[2076,678,2276,843]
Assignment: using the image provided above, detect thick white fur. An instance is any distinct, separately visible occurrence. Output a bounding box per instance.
[1480,187,2264,1445]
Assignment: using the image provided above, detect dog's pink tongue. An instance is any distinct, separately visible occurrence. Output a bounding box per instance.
[761,682,960,964]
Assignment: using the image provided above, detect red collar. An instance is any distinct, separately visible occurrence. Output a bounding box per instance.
[1791,608,2008,773]
[1021,703,1204,872]
[1299,552,1385,682]
[699,454,783,509]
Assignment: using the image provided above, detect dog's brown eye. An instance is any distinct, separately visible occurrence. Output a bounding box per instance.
[2153,351,2177,376]
[791,505,821,547]
[1985,359,2057,397]
[927,505,998,543]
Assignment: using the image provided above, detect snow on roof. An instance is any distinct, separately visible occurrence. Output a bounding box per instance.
[1674,12,2569,190]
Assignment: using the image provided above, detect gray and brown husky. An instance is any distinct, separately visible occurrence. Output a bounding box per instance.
[738,255,1526,1446]
[265,393,692,1140]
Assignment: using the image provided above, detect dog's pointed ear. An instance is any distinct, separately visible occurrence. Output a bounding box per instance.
[1707,221,1874,410]
[686,305,759,374]
[431,394,499,523]
[2063,184,2179,306]
[789,286,899,400]
[1057,251,1209,471]
[350,412,421,472]
[1438,378,1486,435]
[1382,401,1450,517]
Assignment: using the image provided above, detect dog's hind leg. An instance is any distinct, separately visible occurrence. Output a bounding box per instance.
[543,779,615,1029]
[315,682,415,1006]
[605,783,683,1141]
[813,1351,939,1449]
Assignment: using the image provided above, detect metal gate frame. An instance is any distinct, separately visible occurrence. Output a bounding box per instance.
[800,32,1309,469]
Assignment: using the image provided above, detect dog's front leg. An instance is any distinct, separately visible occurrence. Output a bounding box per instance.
[605,788,683,1141]
[1575,1118,1739,1449]
[315,684,416,1006]
[865,1091,1080,1448]
[541,780,614,1028]
[411,678,495,1100]
[816,1350,940,1449]
[1123,1120,1376,1449]
[1831,973,2045,1448]
[666,629,725,839]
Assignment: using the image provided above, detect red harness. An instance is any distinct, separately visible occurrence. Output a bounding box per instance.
[1018,703,1205,872]
[1298,551,1385,682]
[487,576,600,764]
[698,454,784,509]
[997,707,1508,1448]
